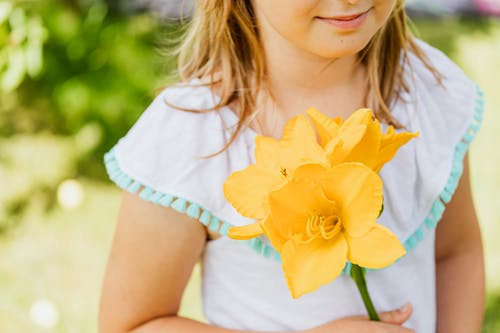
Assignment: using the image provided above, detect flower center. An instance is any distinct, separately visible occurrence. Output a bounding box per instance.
[306,212,342,240]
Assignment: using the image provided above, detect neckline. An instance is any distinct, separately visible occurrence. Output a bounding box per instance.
[188,77,405,138]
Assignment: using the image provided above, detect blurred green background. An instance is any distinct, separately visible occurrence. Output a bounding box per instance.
[0,0,499,332]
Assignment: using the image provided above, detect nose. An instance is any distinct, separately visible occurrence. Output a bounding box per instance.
[344,0,361,4]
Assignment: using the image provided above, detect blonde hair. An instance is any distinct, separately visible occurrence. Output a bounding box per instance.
[165,0,440,152]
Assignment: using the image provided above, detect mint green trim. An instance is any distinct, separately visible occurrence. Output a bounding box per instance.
[199,210,211,226]
[171,198,187,213]
[186,203,201,219]
[104,149,280,260]
[104,85,483,272]
[401,85,484,255]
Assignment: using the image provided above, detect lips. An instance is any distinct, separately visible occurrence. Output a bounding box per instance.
[316,8,372,30]
[322,11,368,21]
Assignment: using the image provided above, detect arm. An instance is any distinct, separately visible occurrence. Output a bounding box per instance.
[98,190,259,333]
[435,153,485,333]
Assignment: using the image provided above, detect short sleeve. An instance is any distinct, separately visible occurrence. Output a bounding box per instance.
[104,81,261,242]
[376,39,484,252]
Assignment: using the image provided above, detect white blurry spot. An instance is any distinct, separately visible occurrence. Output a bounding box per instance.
[30,299,59,329]
[57,179,84,210]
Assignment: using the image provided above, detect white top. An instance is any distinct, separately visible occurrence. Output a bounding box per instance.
[104,40,484,333]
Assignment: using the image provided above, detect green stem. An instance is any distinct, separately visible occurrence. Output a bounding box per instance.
[350,264,380,321]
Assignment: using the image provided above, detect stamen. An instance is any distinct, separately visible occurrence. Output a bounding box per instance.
[305,212,342,241]
[320,216,341,240]
[306,215,320,237]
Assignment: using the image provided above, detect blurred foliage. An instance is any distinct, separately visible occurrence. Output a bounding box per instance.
[484,293,500,333]
[0,0,183,234]
[411,16,494,57]
[0,1,47,92]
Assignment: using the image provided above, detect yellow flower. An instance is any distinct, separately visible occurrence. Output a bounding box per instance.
[306,107,419,172]
[224,108,411,300]
[264,163,405,298]
[224,115,327,240]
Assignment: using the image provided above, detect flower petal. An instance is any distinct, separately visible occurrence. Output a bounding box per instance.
[282,234,348,299]
[305,107,341,147]
[227,222,264,240]
[324,136,346,166]
[343,108,373,125]
[281,114,317,144]
[340,126,370,146]
[255,136,282,169]
[327,109,371,165]
[346,224,406,269]
[291,163,327,182]
[268,178,334,239]
[321,163,383,236]
[261,215,287,252]
[224,164,282,219]
[337,108,372,152]
[278,115,327,169]
[374,127,419,172]
[254,116,327,175]
[342,112,382,169]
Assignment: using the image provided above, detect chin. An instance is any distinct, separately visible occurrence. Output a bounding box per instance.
[311,37,372,59]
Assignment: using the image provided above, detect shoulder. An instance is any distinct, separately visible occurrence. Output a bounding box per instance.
[399,38,483,147]
[405,38,481,111]
[115,77,243,159]
[118,80,229,152]
[104,78,255,215]
[104,77,258,243]
[377,39,484,253]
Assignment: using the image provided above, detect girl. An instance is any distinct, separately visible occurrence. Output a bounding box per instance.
[98,1,485,332]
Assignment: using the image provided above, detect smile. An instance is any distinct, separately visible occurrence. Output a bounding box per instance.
[316,9,372,30]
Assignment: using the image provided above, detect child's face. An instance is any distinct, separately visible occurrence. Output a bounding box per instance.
[251,0,397,59]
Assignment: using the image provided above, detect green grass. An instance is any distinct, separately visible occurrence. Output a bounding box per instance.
[1,19,499,333]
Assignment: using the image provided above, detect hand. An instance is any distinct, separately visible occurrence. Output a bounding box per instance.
[305,303,415,333]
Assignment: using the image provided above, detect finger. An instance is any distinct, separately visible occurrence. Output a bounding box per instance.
[378,303,413,325]
[395,326,416,333]
[364,320,416,333]
[376,322,416,333]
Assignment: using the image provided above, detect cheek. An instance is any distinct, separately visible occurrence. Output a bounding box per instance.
[254,0,320,37]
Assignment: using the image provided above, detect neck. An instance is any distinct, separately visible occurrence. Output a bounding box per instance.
[264,44,362,95]
[258,22,366,118]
